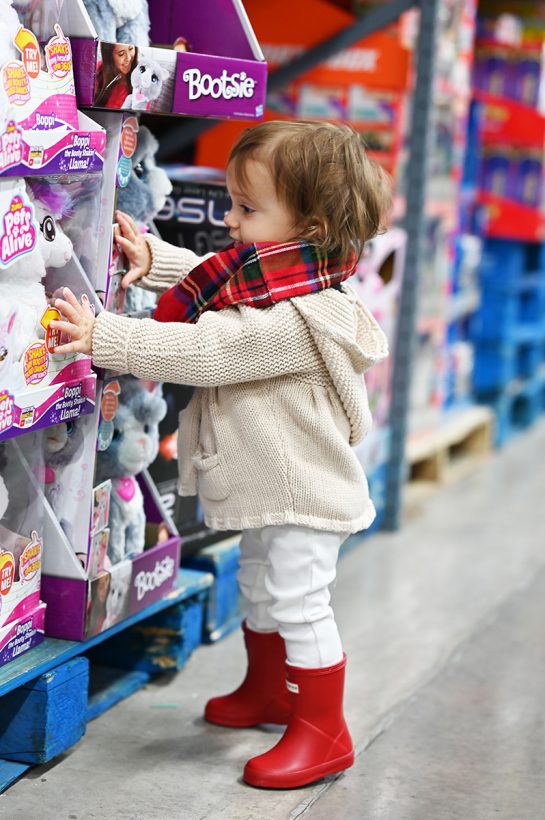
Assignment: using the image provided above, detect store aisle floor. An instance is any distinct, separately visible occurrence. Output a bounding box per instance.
[3,419,545,820]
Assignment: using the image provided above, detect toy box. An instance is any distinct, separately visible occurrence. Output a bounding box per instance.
[40,372,182,641]
[0,17,106,176]
[0,177,99,442]
[41,467,182,641]
[0,437,47,667]
[50,0,267,120]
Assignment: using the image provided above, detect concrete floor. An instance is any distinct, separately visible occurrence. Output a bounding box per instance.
[3,419,545,819]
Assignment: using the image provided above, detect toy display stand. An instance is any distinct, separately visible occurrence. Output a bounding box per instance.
[0,0,264,791]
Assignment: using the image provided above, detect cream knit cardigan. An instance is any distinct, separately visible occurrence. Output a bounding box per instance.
[92,235,389,534]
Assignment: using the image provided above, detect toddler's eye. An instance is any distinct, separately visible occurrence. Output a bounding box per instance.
[241,205,254,215]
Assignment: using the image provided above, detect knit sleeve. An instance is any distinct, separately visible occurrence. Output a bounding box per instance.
[91,301,318,386]
[138,234,214,293]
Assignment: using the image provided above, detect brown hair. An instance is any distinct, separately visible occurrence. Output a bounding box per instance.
[227,120,392,262]
[95,43,139,107]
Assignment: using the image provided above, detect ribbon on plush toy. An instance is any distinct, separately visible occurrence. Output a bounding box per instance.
[153,240,357,324]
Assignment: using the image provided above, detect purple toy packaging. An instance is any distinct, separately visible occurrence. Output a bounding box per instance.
[41,374,181,641]
[0,176,98,442]
[0,437,47,667]
[0,19,106,176]
[52,0,267,120]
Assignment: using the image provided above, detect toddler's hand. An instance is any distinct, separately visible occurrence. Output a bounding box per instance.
[50,288,95,355]
[114,210,152,288]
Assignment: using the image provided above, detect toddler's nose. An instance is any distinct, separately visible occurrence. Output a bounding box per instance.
[224,209,237,229]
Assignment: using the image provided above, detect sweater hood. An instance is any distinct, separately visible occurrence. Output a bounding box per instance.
[293,285,388,444]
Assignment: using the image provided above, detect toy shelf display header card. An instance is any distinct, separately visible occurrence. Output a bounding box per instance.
[48,0,267,120]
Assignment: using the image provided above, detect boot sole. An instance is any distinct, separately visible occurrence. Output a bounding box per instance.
[243,750,355,789]
[204,713,288,728]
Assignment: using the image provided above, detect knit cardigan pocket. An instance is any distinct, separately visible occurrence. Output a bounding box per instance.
[177,391,201,496]
[177,389,230,501]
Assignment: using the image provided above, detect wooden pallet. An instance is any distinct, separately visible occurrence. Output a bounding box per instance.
[0,568,213,794]
[405,405,494,511]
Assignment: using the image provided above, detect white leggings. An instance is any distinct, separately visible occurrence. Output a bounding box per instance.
[237,524,348,668]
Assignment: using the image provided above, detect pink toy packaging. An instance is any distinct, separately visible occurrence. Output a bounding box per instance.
[0,14,106,176]
[0,177,97,442]
[0,436,47,666]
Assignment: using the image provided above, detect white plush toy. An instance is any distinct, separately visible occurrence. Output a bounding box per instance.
[123,55,168,111]
[0,474,8,519]
[0,0,21,65]
[82,0,150,46]
[0,310,17,384]
[26,181,74,269]
[0,188,47,368]
[0,443,8,520]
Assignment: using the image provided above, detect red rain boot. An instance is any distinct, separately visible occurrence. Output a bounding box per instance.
[204,621,291,727]
[243,654,354,788]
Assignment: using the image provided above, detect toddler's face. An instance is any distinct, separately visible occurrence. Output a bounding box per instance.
[224,159,300,246]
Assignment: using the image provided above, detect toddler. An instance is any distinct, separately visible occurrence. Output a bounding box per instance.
[52,120,390,789]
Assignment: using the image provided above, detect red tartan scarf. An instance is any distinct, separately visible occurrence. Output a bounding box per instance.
[153,240,357,324]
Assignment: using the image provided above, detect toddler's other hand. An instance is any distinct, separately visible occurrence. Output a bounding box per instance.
[114,210,152,288]
[51,288,95,355]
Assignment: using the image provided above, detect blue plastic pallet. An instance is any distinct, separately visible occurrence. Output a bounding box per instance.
[473,330,545,392]
[0,568,213,794]
[183,537,242,643]
[472,281,545,342]
[479,238,545,289]
[476,373,545,447]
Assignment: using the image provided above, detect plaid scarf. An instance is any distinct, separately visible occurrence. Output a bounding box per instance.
[153,240,357,324]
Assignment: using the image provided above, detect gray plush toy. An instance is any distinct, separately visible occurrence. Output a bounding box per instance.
[95,376,167,565]
[117,125,172,226]
[82,0,150,46]
[117,125,172,314]
[123,54,169,111]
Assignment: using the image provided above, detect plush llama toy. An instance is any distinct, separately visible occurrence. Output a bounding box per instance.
[123,55,168,111]
[0,182,47,368]
[44,420,86,546]
[26,180,74,269]
[0,1,21,65]
[81,0,150,46]
[0,310,17,386]
[0,447,8,520]
[95,376,167,564]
